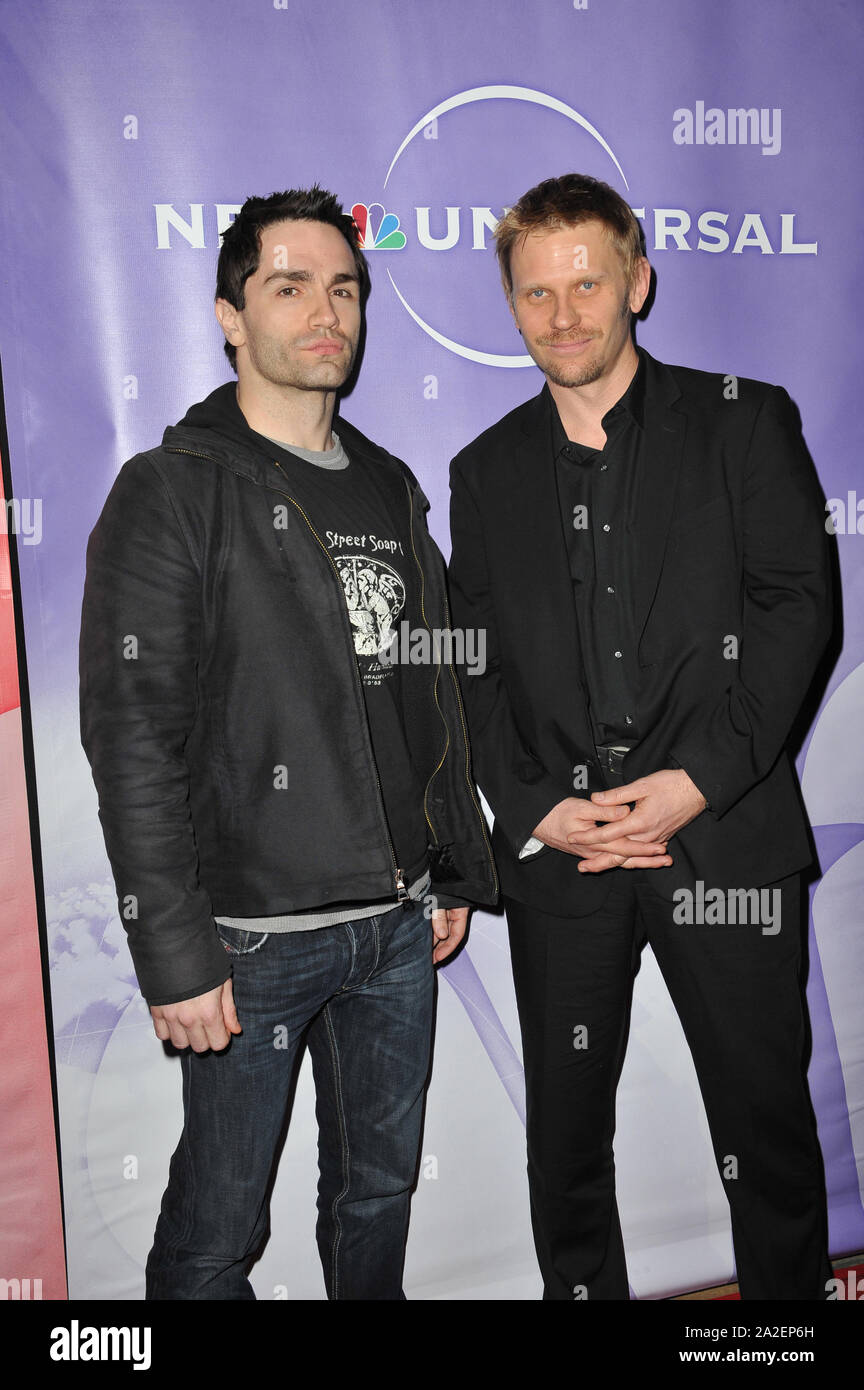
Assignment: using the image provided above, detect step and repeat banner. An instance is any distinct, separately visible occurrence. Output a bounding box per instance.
[0,0,862,1300]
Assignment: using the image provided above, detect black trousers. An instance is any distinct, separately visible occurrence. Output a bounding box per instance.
[505,869,831,1300]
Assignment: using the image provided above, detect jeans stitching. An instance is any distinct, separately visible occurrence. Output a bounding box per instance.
[171,1058,196,1256]
[354,915,382,988]
[343,907,407,992]
[338,923,357,992]
[216,929,270,956]
[322,1003,350,1299]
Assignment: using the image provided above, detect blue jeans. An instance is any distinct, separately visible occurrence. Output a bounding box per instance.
[145,900,434,1300]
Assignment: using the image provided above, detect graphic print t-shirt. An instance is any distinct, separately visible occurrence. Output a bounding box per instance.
[264,431,429,886]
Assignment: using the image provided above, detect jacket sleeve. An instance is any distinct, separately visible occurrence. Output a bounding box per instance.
[429,893,470,911]
[79,454,231,1007]
[670,386,833,816]
[448,453,568,854]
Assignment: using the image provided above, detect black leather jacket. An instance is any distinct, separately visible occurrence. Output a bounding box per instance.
[80,385,497,1005]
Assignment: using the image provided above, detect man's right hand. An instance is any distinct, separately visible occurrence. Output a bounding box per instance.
[150,979,241,1053]
[531,797,673,870]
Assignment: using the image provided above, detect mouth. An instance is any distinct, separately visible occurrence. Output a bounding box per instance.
[304,339,346,356]
[542,335,598,354]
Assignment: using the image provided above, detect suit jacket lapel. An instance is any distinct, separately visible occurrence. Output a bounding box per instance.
[633,352,687,640]
[504,386,587,696]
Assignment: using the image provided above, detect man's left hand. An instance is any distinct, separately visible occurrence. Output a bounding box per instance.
[572,769,707,870]
[431,907,470,964]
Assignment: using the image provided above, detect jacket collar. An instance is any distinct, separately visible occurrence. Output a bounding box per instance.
[521,347,679,440]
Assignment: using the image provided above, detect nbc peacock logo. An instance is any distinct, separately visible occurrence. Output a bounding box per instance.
[351,202,407,250]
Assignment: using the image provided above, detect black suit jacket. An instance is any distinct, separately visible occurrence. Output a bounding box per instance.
[448,350,832,913]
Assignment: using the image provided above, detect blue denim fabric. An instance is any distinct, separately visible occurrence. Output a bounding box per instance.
[145,899,434,1300]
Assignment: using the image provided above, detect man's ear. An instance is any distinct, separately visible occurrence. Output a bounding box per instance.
[215,298,244,352]
[628,257,652,316]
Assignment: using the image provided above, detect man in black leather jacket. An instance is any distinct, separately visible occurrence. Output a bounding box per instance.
[79,187,496,1300]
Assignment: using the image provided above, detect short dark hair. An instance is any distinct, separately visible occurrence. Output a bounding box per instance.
[215,187,371,371]
[495,173,645,300]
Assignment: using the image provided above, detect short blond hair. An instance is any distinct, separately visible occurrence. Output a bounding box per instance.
[495,173,644,299]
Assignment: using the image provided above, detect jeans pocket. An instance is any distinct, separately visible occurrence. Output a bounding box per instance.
[216,925,270,956]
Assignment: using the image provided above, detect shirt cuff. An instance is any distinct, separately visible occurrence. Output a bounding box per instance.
[518,836,545,859]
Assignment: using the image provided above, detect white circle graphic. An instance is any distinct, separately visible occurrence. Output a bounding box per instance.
[384,84,628,190]
[383,84,629,367]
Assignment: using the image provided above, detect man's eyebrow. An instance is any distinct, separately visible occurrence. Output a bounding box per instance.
[261,268,313,286]
[261,268,359,287]
[517,270,608,291]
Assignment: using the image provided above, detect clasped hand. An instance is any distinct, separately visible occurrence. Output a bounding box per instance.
[531,768,707,873]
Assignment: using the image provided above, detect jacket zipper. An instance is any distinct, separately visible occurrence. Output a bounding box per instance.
[269,462,408,902]
[403,477,498,897]
[404,479,446,845]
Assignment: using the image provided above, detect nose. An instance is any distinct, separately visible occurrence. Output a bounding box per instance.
[550,293,580,331]
[308,283,339,328]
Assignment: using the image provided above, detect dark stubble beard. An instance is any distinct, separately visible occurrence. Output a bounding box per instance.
[249,331,357,392]
[538,349,605,389]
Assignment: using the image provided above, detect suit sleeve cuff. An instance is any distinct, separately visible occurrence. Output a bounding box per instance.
[668,751,715,815]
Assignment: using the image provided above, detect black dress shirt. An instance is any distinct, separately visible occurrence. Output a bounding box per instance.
[552,351,647,750]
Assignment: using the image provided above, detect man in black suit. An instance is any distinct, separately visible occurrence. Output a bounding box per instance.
[448,173,832,1300]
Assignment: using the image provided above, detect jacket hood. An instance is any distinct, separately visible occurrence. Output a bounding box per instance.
[160,381,426,505]
[175,381,253,445]
[164,382,298,468]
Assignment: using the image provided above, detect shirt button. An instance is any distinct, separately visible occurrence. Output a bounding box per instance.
[614,650,622,659]
[625,715,633,726]
[600,463,608,471]
[607,585,615,594]
[603,523,611,532]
